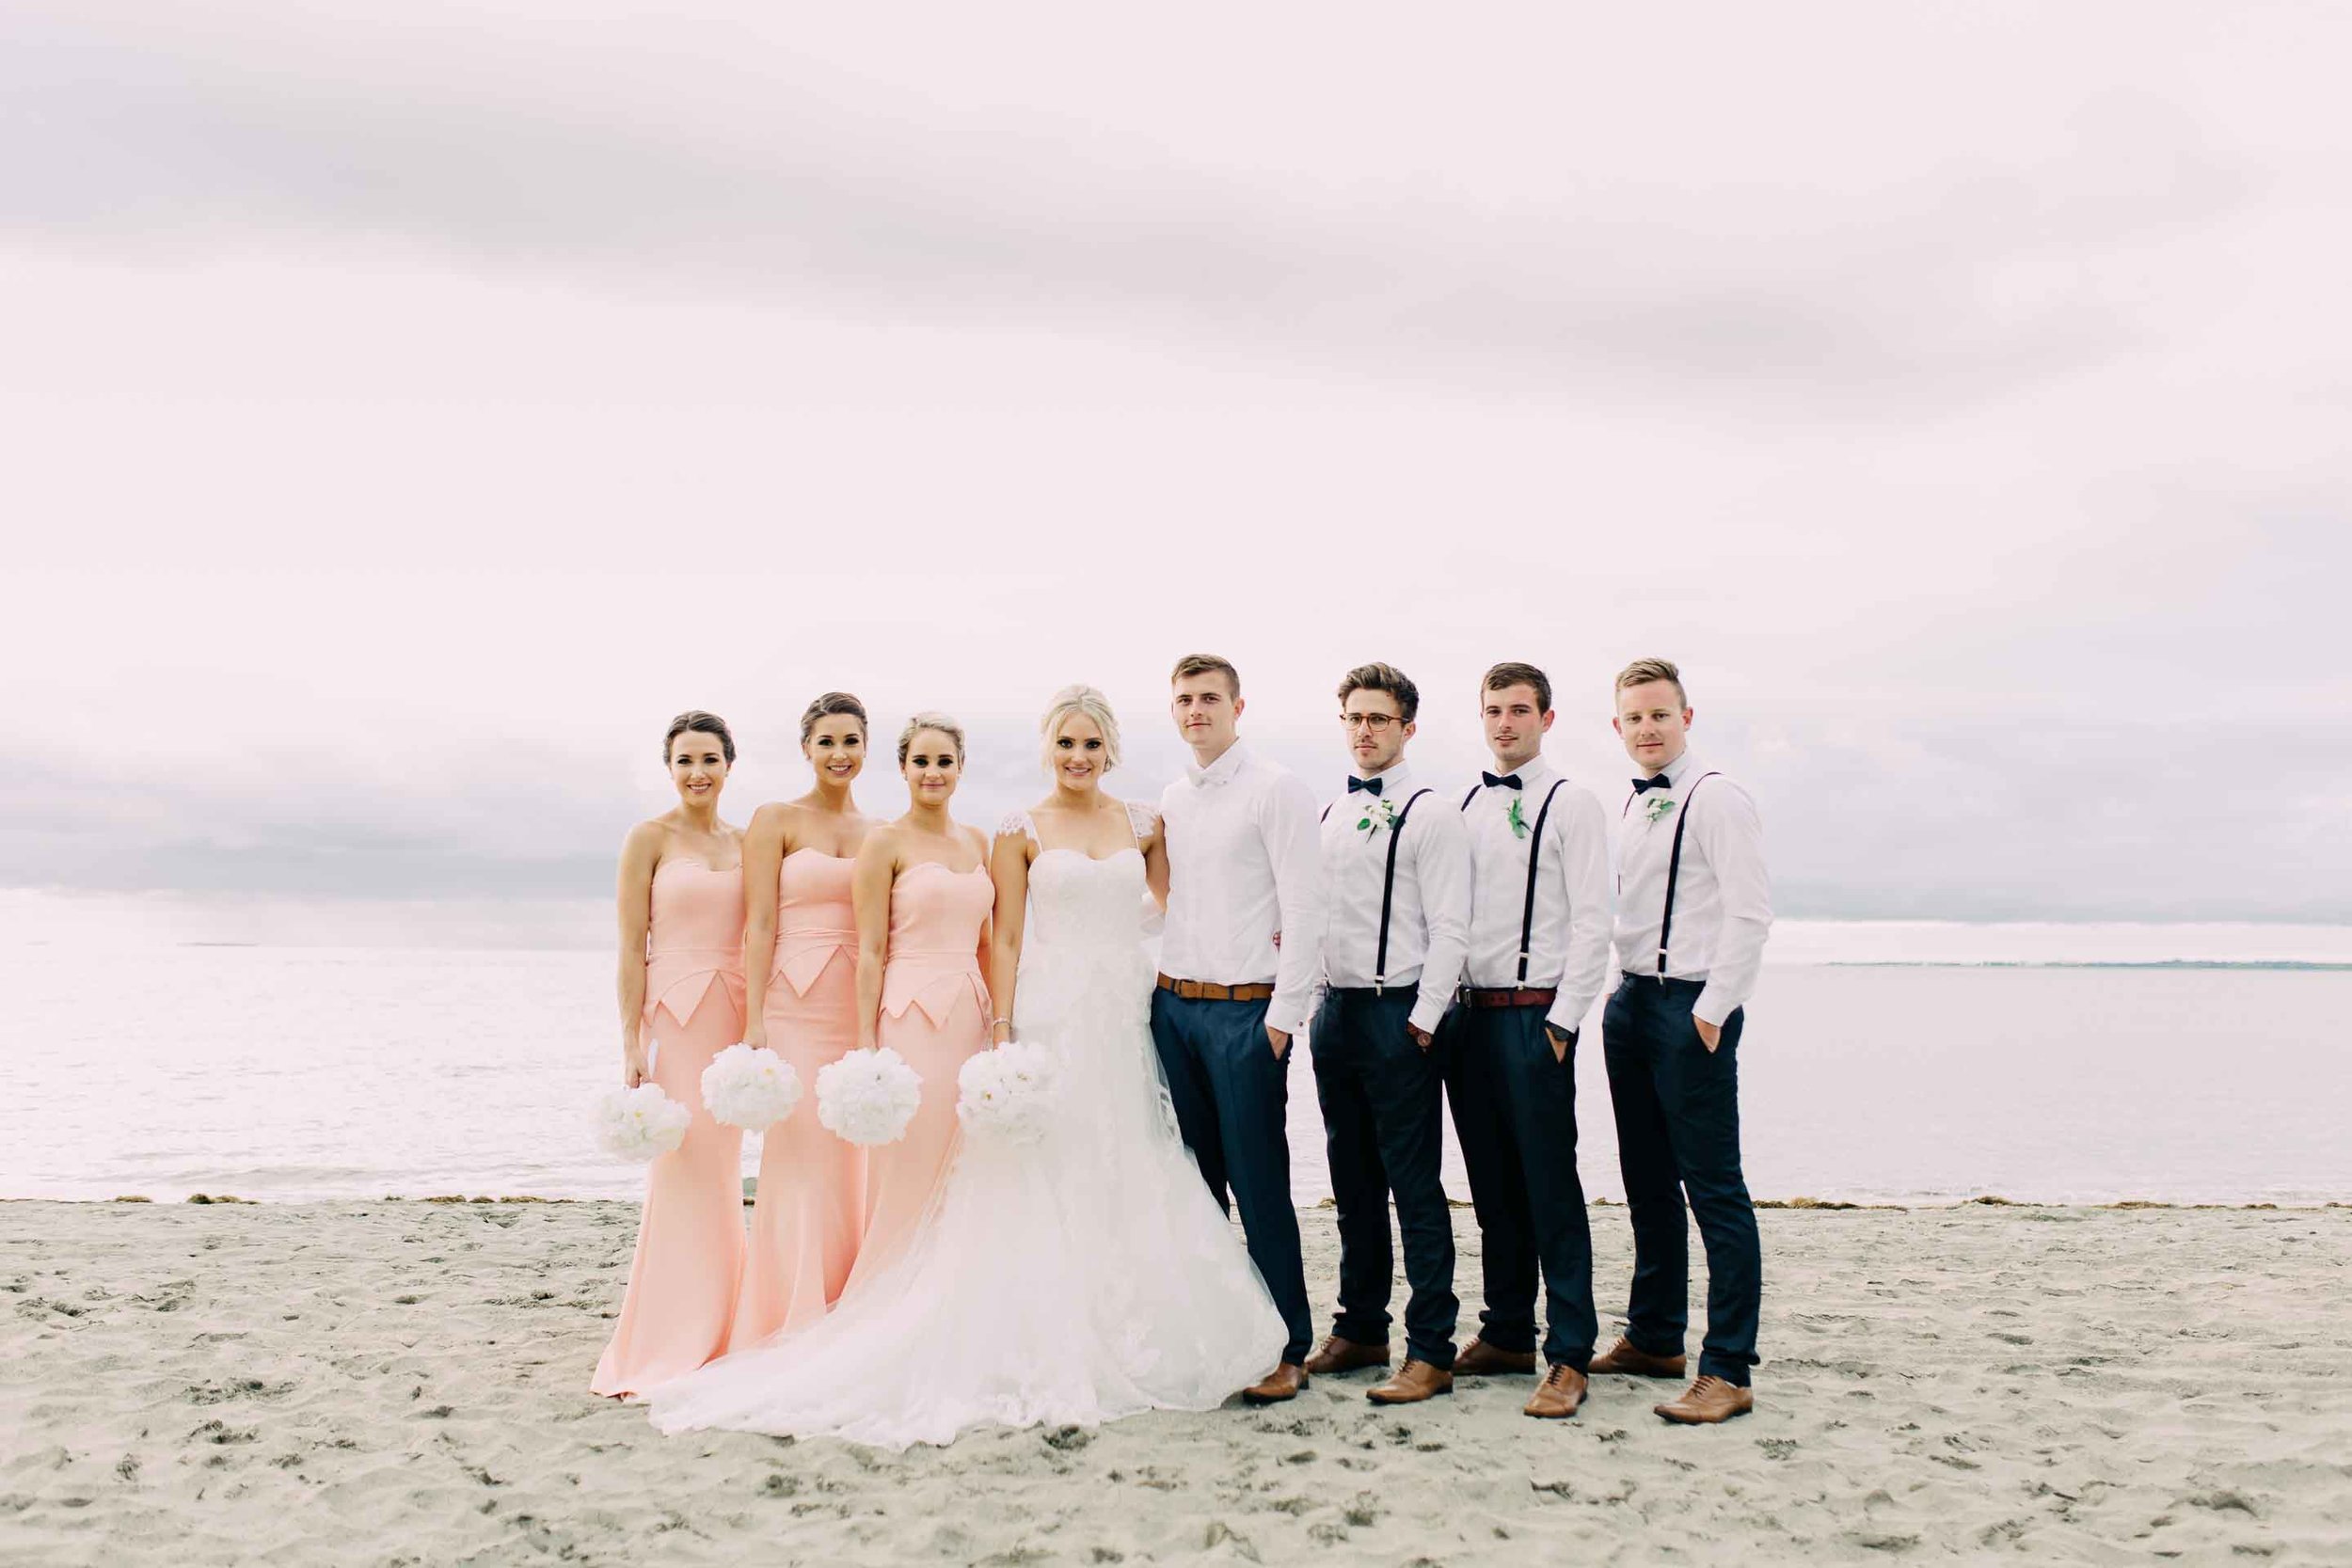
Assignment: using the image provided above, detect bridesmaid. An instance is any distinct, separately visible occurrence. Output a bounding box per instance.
[842,712,995,1290]
[726,692,876,1350]
[593,710,751,1398]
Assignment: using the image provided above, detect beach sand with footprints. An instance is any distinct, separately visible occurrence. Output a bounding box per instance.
[4,1199,2346,1564]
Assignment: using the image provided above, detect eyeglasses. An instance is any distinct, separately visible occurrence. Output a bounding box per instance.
[1340,713,1401,731]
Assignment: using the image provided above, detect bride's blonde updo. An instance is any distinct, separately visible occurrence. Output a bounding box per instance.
[1039,684,1121,775]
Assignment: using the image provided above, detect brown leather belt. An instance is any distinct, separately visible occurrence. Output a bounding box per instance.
[1457,986,1558,1009]
[1156,974,1277,1003]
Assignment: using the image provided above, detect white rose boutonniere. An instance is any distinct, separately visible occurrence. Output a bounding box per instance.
[1356,794,1401,838]
[1645,794,1677,825]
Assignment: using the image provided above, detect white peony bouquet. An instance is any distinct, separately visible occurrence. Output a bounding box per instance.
[699,1043,804,1132]
[815,1047,924,1146]
[594,1082,691,1162]
[955,1039,1057,1146]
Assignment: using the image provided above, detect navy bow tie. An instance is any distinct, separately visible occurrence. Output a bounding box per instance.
[1631,774,1675,794]
[1346,775,1383,796]
[1482,771,1522,790]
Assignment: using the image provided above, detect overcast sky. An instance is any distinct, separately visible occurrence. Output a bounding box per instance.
[3,2,2346,932]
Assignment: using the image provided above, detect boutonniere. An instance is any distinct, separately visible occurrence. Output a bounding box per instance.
[1645,795,1677,824]
[1356,796,1400,837]
[1506,798,1529,840]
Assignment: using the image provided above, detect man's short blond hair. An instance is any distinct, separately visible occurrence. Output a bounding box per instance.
[1614,657,1688,707]
[1169,653,1240,698]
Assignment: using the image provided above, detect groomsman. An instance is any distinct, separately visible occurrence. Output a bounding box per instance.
[1304,663,1470,1405]
[1595,657,1772,1424]
[1441,661,1613,1418]
[1154,653,1325,1404]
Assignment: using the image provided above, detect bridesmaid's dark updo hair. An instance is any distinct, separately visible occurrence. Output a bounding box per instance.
[663,709,737,765]
[799,691,868,745]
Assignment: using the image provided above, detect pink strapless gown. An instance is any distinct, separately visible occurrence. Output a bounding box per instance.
[841,861,993,1291]
[725,849,867,1350]
[592,859,748,1397]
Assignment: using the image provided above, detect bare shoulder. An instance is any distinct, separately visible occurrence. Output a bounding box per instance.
[623,818,669,854]
[962,822,993,861]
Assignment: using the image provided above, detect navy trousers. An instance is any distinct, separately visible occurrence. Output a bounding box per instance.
[1601,974,1762,1385]
[1150,989,1313,1366]
[1309,986,1458,1369]
[1438,1002,1597,1370]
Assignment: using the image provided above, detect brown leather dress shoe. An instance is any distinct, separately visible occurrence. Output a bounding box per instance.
[1587,1336,1687,1378]
[1654,1375,1754,1424]
[1523,1362,1588,1418]
[1303,1336,1391,1376]
[1239,1363,1309,1404]
[1454,1336,1538,1376]
[1365,1359,1454,1404]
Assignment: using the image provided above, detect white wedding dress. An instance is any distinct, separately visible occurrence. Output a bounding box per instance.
[647,805,1287,1449]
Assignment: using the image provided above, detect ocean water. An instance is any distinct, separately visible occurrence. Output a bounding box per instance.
[8,926,2349,1207]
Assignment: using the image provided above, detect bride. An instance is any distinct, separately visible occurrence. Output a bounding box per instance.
[649,686,1287,1447]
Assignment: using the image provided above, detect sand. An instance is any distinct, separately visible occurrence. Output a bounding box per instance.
[3,1199,2347,1565]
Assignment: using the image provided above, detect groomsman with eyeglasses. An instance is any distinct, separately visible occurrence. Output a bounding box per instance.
[1439,660,1613,1418]
[1301,662,1470,1405]
[1594,657,1772,1425]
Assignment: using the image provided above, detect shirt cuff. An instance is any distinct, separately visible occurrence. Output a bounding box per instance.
[1544,999,1585,1037]
[1407,995,1448,1037]
[1692,985,1738,1029]
[1266,1002,1310,1038]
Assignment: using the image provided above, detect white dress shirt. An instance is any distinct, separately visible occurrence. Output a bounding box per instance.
[1313,763,1471,1037]
[1612,749,1772,1028]
[1159,740,1327,1037]
[1459,753,1614,1037]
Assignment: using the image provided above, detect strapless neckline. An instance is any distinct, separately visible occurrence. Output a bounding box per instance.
[783,847,854,863]
[657,857,740,878]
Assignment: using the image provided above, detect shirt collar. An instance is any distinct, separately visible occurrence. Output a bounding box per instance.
[1645,748,1701,789]
[1489,752,1555,790]
[1187,739,1249,788]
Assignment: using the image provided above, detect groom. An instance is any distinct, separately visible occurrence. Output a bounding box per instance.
[1153,653,1324,1403]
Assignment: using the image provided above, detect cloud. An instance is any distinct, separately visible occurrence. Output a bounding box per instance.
[1,4,2347,928]
[0,4,2313,413]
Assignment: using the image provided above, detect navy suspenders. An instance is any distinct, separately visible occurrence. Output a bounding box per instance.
[1323,786,1435,993]
[1621,771,1719,979]
[1460,777,1569,984]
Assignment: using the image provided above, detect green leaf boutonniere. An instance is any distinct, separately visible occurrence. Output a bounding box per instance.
[1645,795,1677,824]
[1506,798,1529,840]
[1357,796,1401,838]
